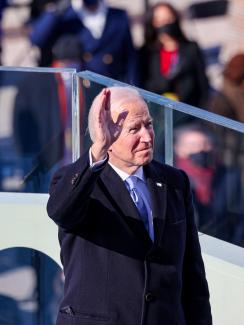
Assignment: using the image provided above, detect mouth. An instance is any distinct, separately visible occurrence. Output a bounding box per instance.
[136,147,153,153]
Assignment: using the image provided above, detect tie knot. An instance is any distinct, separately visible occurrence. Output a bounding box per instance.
[126,175,138,190]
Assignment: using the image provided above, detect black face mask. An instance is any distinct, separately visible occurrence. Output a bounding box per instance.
[155,21,182,39]
[189,151,215,168]
[83,0,99,7]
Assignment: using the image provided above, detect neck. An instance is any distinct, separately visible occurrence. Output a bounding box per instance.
[108,158,140,175]
[160,38,178,51]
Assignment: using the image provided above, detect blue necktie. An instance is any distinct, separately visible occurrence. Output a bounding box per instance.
[126,176,149,233]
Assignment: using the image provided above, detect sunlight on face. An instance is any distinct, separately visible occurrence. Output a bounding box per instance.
[109,99,155,174]
[152,5,176,28]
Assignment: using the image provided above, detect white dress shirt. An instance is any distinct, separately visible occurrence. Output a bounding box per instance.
[72,1,107,39]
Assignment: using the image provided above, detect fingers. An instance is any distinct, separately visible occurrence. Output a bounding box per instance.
[111,111,128,139]
[98,88,110,112]
[103,88,110,111]
[93,88,109,122]
[96,88,110,118]
[116,110,128,126]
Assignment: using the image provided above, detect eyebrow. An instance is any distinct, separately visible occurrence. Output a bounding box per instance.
[126,118,153,128]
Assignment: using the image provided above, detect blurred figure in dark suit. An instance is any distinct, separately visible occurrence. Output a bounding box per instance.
[28,0,137,84]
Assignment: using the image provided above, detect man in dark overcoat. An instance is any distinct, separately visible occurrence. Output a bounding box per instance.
[47,87,212,325]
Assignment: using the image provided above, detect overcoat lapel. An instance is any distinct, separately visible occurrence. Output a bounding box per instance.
[100,162,167,245]
[100,164,151,241]
[144,164,167,245]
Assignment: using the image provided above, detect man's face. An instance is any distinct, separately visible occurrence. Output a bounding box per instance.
[109,99,155,174]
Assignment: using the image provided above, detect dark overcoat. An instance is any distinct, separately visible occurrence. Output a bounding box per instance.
[139,41,209,107]
[47,152,212,325]
[29,6,137,84]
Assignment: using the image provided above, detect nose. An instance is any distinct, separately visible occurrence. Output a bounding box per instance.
[140,126,153,142]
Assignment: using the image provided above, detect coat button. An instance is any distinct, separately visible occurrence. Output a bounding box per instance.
[83,52,93,62]
[71,173,79,185]
[102,53,113,64]
[145,292,155,302]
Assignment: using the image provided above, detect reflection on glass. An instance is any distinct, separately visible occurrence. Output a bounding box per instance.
[0,247,63,325]
[0,70,73,193]
[172,113,244,247]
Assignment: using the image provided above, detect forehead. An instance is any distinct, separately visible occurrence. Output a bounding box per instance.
[153,5,175,21]
[112,98,151,122]
[180,131,211,146]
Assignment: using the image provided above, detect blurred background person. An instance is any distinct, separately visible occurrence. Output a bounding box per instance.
[0,0,9,64]
[174,123,244,245]
[207,53,244,177]
[139,2,209,107]
[28,0,137,84]
[208,53,244,123]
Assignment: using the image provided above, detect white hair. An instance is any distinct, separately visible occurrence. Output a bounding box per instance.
[88,86,146,142]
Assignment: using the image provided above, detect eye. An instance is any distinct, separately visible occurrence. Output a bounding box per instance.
[129,126,140,133]
[145,121,153,128]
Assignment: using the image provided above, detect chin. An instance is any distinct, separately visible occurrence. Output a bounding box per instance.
[137,152,153,165]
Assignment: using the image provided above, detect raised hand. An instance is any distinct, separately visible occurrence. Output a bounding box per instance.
[90,88,127,162]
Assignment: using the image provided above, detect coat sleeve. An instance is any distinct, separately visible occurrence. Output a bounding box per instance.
[181,170,212,325]
[143,49,171,94]
[29,11,60,47]
[46,152,107,229]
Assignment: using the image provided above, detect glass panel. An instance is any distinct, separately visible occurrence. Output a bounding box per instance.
[0,69,74,193]
[0,247,63,325]
[172,111,244,247]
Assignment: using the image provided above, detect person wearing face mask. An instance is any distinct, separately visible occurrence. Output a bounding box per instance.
[139,2,209,108]
[28,0,137,84]
[174,124,244,245]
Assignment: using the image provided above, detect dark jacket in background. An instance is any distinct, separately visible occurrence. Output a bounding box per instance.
[140,41,209,107]
[29,6,137,84]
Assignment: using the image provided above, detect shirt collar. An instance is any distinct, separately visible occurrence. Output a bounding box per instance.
[108,162,145,182]
[76,1,107,19]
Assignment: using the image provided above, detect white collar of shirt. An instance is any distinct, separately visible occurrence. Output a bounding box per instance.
[108,163,145,183]
[72,1,107,39]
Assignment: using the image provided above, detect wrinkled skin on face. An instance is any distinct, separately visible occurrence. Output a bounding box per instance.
[108,99,155,174]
